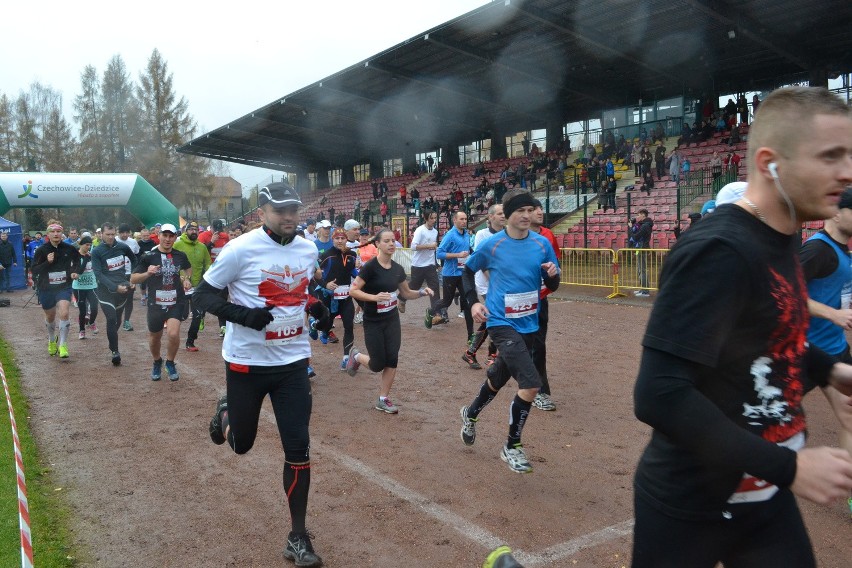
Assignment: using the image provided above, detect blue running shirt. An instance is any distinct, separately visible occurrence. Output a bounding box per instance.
[465,230,559,334]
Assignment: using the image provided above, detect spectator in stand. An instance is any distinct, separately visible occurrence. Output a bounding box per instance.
[715,112,728,133]
[639,171,654,195]
[641,146,653,180]
[379,200,388,224]
[729,123,742,146]
[371,182,379,200]
[633,142,642,176]
[681,156,691,180]
[737,94,749,125]
[603,176,617,212]
[725,151,742,175]
[678,123,692,147]
[752,93,761,118]
[426,155,434,172]
[654,142,666,179]
[399,185,407,207]
[723,97,737,123]
[639,127,648,146]
[710,151,723,181]
[669,149,681,184]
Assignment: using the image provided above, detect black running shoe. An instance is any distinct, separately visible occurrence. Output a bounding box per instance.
[111,351,121,366]
[209,395,228,445]
[283,531,323,567]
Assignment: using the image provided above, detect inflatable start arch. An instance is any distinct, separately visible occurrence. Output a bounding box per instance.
[0,172,180,229]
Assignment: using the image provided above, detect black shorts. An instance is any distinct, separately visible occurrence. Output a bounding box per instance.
[487,325,541,390]
[363,314,402,371]
[146,303,187,332]
[38,287,73,310]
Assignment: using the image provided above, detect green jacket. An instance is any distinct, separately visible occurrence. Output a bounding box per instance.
[172,234,211,287]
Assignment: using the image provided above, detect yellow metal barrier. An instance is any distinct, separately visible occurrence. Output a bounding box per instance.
[558,247,670,297]
[559,248,617,290]
[615,248,670,294]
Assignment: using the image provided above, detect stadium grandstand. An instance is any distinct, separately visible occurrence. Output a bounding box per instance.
[178,0,852,250]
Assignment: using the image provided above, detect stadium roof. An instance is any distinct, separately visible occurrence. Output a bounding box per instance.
[178,0,852,173]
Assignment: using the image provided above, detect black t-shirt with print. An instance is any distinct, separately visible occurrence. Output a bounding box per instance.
[133,248,192,309]
[357,257,406,322]
[634,204,834,518]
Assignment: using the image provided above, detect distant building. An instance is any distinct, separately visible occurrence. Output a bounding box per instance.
[183,176,243,224]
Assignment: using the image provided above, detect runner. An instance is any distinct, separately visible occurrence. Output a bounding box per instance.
[199,219,230,338]
[137,228,157,307]
[346,228,434,414]
[458,189,561,473]
[193,181,330,567]
[116,223,140,330]
[72,235,99,340]
[173,221,212,352]
[31,220,80,359]
[353,228,377,324]
[315,228,358,370]
[631,86,852,567]
[130,224,192,381]
[435,211,474,340]
[405,210,443,328]
[461,203,505,369]
[91,222,137,366]
[529,199,561,411]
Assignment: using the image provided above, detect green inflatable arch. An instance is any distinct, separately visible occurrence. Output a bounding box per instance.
[0,172,179,229]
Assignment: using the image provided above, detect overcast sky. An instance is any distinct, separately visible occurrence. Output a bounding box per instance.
[3,0,491,192]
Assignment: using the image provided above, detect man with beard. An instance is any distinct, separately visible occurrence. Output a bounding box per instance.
[173,221,212,352]
[193,181,330,567]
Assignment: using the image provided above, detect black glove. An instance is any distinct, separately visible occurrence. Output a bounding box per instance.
[242,305,274,330]
[307,300,332,333]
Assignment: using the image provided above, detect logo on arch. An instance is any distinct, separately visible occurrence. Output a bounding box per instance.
[17,180,38,199]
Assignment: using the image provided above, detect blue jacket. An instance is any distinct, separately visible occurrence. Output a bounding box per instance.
[436,227,470,276]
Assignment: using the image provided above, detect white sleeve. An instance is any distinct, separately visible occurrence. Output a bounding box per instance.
[410,227,424,250]
[202,240,240,289]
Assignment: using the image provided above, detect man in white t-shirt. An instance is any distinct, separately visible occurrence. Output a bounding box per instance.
[303,218,317,242]
[463,203,505,369]
[343,219,361,249]
[404,210,443,328]
[194,181,330,567]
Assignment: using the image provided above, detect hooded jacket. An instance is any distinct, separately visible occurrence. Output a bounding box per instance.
[172,233,211,287]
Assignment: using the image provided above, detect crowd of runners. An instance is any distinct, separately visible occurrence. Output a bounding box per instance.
[9,86,852,568]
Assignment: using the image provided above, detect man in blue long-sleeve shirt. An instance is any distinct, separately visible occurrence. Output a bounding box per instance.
[435,210,474,342]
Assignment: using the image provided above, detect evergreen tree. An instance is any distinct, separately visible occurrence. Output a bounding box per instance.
[73,65,104,172]
[135,48,210,205]
[11,93,38,171]
[101,55,139,173]
[0,93,14,171]
[42,105,76,171]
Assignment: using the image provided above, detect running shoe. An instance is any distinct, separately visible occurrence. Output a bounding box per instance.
[141,295,147,307]
[48,340,58,356]
[123,320,134,331]
[458,311,465,318]
[354,312,363,324]
[501,444,533,473]
[308,317,318,340]
[58,344,69,359]
[424,307,434,329]
[634,290,650,297]
[462,352,482,370]
[460,406,477,446]
[78,330,86,340]
[483,546,523,568]
[111,351,121,366]
[326,330,339,344]
[283,530,323,567]
[165,360,179,381]
[88,323,99,334]
[533,392,556,411]
[340,355,348,371]
[375,397,399,414]
[319,331,328,345]
[346,348,361,376]
[307,365,316,379]
[398,299,406,313]
[151,358,163,381]
[219,326,226,338]
[209,395,227,445]
[185,342,199,352]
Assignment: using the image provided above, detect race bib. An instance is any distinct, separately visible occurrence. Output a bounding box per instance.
[48,271,67,285]
[155,289,177,307]
[504,290,538,319]
[457,257,466,269]
[106,254,124,272]
[377,291,399,313]
[264,313,304,345]
[333,285,350,299]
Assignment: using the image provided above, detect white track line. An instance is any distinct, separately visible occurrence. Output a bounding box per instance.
[253,398,634,564]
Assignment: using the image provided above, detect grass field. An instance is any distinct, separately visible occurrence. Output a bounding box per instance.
[0,337,78,567]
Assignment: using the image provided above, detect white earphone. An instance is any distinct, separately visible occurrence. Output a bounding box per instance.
[768,162,779,179]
